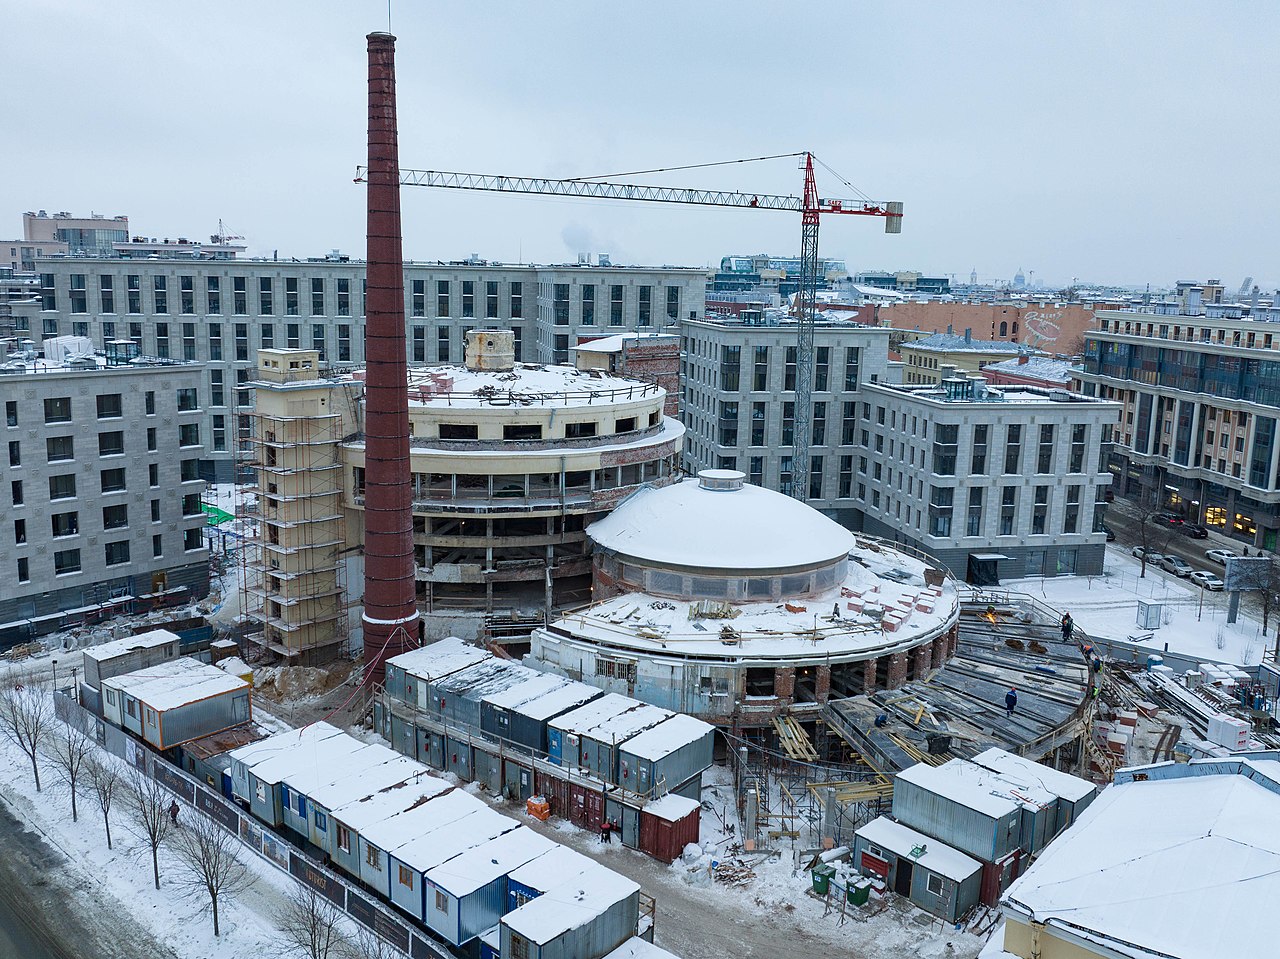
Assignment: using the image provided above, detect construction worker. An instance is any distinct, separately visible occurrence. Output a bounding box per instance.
[1005,688,1018,718]
[169,800,180,827]
[1061,613,1073,642]
[600,819,613,844]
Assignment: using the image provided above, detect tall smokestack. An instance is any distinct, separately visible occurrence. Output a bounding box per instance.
[362,32,419,681]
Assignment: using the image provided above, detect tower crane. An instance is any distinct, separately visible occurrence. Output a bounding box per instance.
[355,152,902,502]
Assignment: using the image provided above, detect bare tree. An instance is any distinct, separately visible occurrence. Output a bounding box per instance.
[1133,500,1175,579]
[48,723,95,821]
[125,766,174,889]
[345,927,401,959]
[86,753,121,849]
[276,885,347,959]
[170,812,252,937]
[0,670,52,791]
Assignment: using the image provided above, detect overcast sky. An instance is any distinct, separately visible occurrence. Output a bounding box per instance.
[6,2,1277,289]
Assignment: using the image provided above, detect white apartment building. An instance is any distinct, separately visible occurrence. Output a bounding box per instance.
[0,344,210,639]
[1076,288,1280,550]
[29,254,707,481]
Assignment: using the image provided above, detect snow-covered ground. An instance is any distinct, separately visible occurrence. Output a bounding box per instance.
[1004,545,1275,666]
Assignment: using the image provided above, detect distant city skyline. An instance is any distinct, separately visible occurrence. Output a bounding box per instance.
[5,2,1278,291]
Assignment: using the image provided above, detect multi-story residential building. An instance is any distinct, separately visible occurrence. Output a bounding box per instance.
[1076,290,1280,550]
[853,270,951,295]
[678,312,891,507]
[680,312,1119,580]
[899,328,1026,385]
[31,255,707,482]
[0,342,210,638]
[855,377,1119,579]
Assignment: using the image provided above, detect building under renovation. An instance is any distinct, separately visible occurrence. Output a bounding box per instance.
[529,468,960,731]
[244,331,685,661]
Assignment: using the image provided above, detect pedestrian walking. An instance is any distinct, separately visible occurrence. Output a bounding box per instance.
[168,800,180,827]
[1005,688,1018,718]
[600,820,613,844]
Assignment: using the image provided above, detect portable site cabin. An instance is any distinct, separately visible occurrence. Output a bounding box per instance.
[228,722,347,826]
[500,863,641,959]
[968,747,1097,831]
[384,637,492,710]
[617,713,715,799]
[423,826,557,946]
[327,772,454,883]
[547,693,644,769]
[506,845,597,912]
[82,628,181,693]
[487,676,603,756]
[482,673,572,748]
[853,816,982,923]
[892,760,1025,864]
[604,939,680,959]
[358,790,493,901]
[178,722,267,798]
[302,751,423,853]
[637,793,701,863]
[578,702,674,786]
[277,742,402,847]
[101,657,251,751]
[432,658,541,732]
[382,805,516,921]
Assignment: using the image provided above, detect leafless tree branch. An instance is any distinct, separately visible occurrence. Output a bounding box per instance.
[48,722,95,821]
[0,670,52,791]
[275,885,347,959]
[170,811,253,937]
[125,765,173,889]
[86,753,121,850]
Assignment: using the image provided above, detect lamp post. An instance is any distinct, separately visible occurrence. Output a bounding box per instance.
[51,658,58,692]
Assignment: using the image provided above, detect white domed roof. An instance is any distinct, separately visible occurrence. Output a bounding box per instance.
[588,471,855,572]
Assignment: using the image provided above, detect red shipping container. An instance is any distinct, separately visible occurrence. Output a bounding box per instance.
[638,796,701,863]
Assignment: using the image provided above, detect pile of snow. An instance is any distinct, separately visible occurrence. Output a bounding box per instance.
[251,665,334,700]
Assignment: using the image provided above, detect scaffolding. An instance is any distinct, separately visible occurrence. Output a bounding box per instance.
[240,351,352,665]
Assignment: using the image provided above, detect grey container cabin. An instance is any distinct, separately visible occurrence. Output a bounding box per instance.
[384,637,492,711]
[482,674,602,756]
[547,693,639,768]
[892,759,1026,863]
[228,722,348,827]
[969,747,1097,838]
[854,816,982,923]
[617,713,715,798]
[82,628,180,692]
[432,659,541,732]
[301,750,419,854]
[578,702,674,786]
[327,771,454,883]
[276,742,399,847]
[100,657,250,752]
[505,845,597,913]
[501,863,641,959]
[423,826,557,946]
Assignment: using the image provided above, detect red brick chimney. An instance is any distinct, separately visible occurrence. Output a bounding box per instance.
[362,32,420,682]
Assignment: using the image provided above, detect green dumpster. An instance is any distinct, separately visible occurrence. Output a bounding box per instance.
[811,865,835,895]
[848,878,871,906]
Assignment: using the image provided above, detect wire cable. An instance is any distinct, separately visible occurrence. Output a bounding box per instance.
[566,152,805,182]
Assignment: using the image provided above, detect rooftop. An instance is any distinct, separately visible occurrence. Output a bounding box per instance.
[102,657,248,711]
[571,332,679,354]
[387,637,491,682]
[399,362,662,410]
[856,817,982,882]
[896,758,1046,817]
[587,471,855,572]
[424,825,556,898]
[82,628,180,664]
[618,714,715,762]
[501,863,640,944]
[1004,772,1280,959]
[969,748,1096,804]
[980,356,1076,383]
[903,331,1025,354]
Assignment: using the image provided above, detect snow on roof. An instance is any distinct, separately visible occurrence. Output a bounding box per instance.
[425,826,557,898]
[604,938,681,959]
[642,793,700,823]
[82,628,179,663]
[481,672,572,711]
[501,863,640,944]
[505,845,597,894]
[229,721,344,769]
[391,807,516,874]
[285,743,402,804]
[1004,773,1280,959]
[510,679,602,722]
[582,702,673,745]
[904,332,1025,354]
[435,658,540,700]
[406,362,656,409]
[586,476,855,571]
[571,332,677,354]
[330,774,453,834]
[360,788,488,854]
[856,817,981,883]
[309,754,427,812]
[245,728,371,788]
[896,760,1024,818]
[620,714,715,762]
[969,748,1096,804]
[981,356,1075,383]
[548,693,641,737]
[101,657,248,711]
[386,636,491,681]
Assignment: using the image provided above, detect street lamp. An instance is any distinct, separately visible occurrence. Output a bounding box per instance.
[51,658,58,692]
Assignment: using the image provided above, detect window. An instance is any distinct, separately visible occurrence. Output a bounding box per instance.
[365,845,381,869]
[510,281,523,318]
[337,824,351,854]
[552,283,569,325]
[1004,424,1022,474]
[152,499,162,522]
[815,346,830,392]
[813,402,827,446]
[1000,486,1016,535]
[206,276,221,314]
[145,391,156,416]
[782,402,795,445]
[1037,424,1055,473]
[753,346,769,391]
[312,324,325,358]
[336,278,351,316]
[398,864,413,888]
[1033,485,1049,534]
[967,487,983,536]
[1069,423,1086,473]
[104,540,130,566]
[844,346,860,390]
[435,890,449,914]
[259,277,273,314]
[5,401,16,428]
[153,534,163,558]
[927,874,944,896]
[609,284,624,326]
[412,326,426,362]
[720,345,741,391]
[11,480,22,506]
[749,456,764,486]
[718,401,739,446]
[179,423,201,447]
[98,431,125,457]
[286,323,300,348]
[101,468,126,492]
[14,518,26,544]
[261,323,274,349]
[751,402,766,446]
[210,371,224,407]
[461,279,475,318]
[103,504,128,530]
[510,934,529,959]
[149,464,159,487]
[638,285,652,326]
[233,276,247,314]
[1064,485,1081,534]
[49,474,76,500]
[580,284,595,324]
[44,397,72,424]
[972,424,989,475]
[16,557,28,583]
[784,347,797,391]
[338,324,351,362]
[153,275,168,314]
[436,279,449,316]
[69,273,88,313]
[437,327,450,362]
[54,548,81,575]
[181,459,201,482]
[313,809,328,832]
[7,440,17,467]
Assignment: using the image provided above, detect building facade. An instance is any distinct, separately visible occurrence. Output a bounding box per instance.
[1076,297,1280,550]
[898,329,1026,385]
[855,379,1119,579]
[31,255,707,481]
[0,351,210,637]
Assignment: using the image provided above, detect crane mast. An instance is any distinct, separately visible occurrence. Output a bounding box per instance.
[358,154,902,501]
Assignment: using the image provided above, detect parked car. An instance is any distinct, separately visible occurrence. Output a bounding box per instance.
[1180,524,1209,539]
[1157,555,1194,577]
[1190,570,1225,590]
[1153,512,1185,527]
[1101,524,1116,542]
[1132,547,1164,562]
[1206,548,1239,565]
